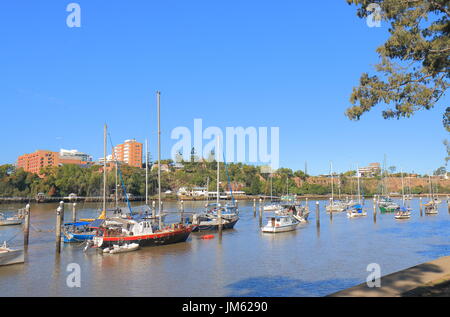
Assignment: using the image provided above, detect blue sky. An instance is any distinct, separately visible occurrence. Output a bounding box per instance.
[0,1,448,175]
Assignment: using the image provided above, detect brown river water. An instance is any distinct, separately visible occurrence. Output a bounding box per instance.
[1,199,450,296]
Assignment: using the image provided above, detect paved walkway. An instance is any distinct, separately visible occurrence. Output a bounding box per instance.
[329,256,450,297]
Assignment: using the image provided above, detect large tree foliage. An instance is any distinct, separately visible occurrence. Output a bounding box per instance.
[346,0,449,125]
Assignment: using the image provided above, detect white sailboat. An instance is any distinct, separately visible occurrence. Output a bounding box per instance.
[347,166,367,218]
[326,162,346,213]
[425,174,438,215]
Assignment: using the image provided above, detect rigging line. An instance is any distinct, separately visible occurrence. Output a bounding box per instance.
[107,133,133,215]
[221,149,235,206]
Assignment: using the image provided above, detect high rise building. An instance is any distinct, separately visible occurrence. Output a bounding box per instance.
[113,139,143,168]
[17,149,92,177]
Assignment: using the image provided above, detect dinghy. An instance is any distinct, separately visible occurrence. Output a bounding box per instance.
[103,243,140,254]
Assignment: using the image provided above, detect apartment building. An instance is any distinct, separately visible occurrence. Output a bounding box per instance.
[113,139,143,168]
[17,149,92,176]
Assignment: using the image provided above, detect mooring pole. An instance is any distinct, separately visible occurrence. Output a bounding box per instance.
[315,201,320,227]
[23,204,30,247]
[180,200,184,224]
[55,202,64,253]
[72,203,77,222]
[253,198,256,217]
[306,197,309,212]
[373,197,377,223]
[420,197,423,217]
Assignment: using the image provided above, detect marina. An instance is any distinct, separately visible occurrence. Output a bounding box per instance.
[2,198,450,296]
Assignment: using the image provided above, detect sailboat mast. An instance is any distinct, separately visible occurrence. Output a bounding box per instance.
[103,124,107,214]
[216,136,220,206]
[145,139,149,205]
[330,162,334,203]
[357,164,361,204]
[115,160,118,209]
[157,91,162,228]
[401,168,405,205]
[206,176,210,203]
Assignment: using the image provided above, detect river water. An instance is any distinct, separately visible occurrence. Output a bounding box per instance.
[1,199,450,296]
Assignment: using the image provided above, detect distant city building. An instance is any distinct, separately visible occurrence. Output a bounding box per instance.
[357,163,381,177]
[59,149,92,162]
[113,139,143,168]
[17,149,92,176]
[151,163,170,173]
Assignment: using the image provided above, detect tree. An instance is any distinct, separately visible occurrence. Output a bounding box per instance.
[434,166,446,175]
[346,0,449,127]
[388,166,397,174]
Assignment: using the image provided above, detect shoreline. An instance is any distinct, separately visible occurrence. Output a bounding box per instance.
[328,255,450,297]
[0,193,449,205]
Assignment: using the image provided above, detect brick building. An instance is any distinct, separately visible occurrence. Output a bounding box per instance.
[113,139,143,168]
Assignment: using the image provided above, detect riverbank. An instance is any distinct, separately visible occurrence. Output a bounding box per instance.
[1,193,449,204]
[329,255,450,297]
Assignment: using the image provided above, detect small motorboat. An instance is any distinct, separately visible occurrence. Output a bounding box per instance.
[347,204,367,218]
[262,215,299,233]
[103,243,140,254]
[0,212,22,226]
[0,241,24,266]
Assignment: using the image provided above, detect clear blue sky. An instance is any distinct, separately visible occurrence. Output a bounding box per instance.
[0,1,448,175]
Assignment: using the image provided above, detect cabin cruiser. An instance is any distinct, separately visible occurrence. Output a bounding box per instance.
[0,212,22,226]
[192,203,239,232]
[0,241,24,266]
[424,202,438,215]
[262,215,300,233]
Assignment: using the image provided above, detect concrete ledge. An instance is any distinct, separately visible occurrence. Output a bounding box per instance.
[329,256,450,297]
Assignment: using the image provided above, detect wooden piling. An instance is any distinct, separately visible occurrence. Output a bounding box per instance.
[420,197,423,217]
[72,203,77,222]
[253,198,256,217]
[315,201,320,227]
[180,200,184,224]
[23,204,30,247]
[55,202,64,253]
[373,197,377,222]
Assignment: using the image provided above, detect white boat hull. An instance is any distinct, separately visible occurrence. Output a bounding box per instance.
[0,218,22,226]
[0,249,24,266]
[262,223,298,233]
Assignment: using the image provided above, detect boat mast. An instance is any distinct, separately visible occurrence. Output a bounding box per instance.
[330,162,334,204]
[216,135,220,206]
[206,176,210,203]
[157,91,162,228]
[270,174,273,202]
[115,160,118,209]
[145,139,149,206]
[357,164,361,204]
[102,123,107,218]
[401,168,405,206]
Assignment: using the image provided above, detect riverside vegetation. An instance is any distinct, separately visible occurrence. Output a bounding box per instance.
[0,161,448,199]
